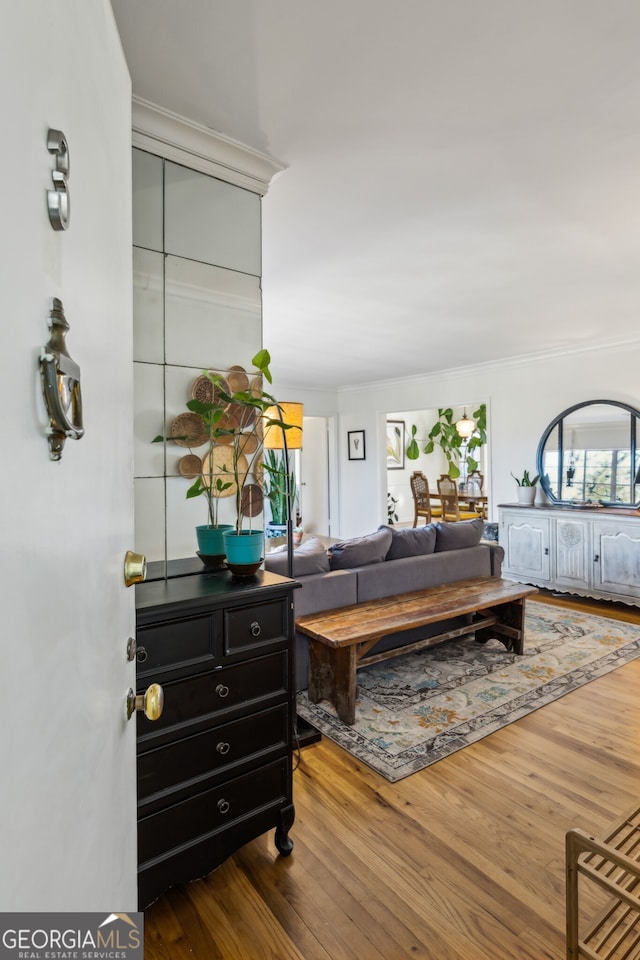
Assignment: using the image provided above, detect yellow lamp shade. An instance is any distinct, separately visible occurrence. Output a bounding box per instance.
[263,402,304,450]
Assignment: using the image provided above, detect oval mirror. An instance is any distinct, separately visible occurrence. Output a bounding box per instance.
[536,400,640,507]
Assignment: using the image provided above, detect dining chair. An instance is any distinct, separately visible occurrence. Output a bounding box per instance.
[409,471,442,526]
[437,474,482,522]
[465,470,487,518]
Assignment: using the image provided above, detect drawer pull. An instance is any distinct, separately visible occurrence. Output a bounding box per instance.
[215,683,230,699]
[216,741,230,756]
[217,799,230,815]
[250,621,262,637]
[136,645,148,663]
[594,554,600,562]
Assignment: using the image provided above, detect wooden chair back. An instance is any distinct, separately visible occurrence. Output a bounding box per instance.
[466,471,484,496]
[437,474,482,522]
[409,471,432,526]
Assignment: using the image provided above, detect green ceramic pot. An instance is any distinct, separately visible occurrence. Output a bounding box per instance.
[222,529,264,565]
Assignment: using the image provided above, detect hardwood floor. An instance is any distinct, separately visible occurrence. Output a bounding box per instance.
[143,592,640,959]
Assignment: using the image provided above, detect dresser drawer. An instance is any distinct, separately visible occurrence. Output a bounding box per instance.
[137,650,288,744]
[138,759,289,867]
[137,703,288,804]
[136,613,217,680]
[224,598,287,657]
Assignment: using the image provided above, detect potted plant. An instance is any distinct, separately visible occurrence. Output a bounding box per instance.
[154,349,293,568]
[263,448,296,540]
[190,350,295,567]
[406,405,487,479]
[511,469,540,505]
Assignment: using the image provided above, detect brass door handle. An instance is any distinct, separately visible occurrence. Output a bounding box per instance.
[126,683,164,721]
[124,551,147,587]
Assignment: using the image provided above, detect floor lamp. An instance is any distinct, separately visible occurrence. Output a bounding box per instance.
[263,401,304,580]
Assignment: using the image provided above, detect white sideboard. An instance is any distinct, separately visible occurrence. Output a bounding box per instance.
[499,504,640,606]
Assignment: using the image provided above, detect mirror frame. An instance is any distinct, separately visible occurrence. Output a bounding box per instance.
[536,399,640,508]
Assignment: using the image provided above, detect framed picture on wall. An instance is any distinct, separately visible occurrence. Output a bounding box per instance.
[348,429,366,460]
[386,420,405,469]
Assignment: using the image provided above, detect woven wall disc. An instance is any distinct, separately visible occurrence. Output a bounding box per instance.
[170,412,209,448]
[217,403,244,432]
[240,483,264,517]
[201,448,248,498]
[227,365,250,393]
[236,432,259,456]
[190,374,230,405]
[178,454,202,478]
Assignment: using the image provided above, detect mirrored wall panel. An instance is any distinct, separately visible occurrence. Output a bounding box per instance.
[164,161,261,275]
[132,148,264,563]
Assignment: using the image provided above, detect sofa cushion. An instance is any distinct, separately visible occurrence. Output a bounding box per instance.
[381,523,437,560]
[263,537,330,577]
[435,518,484,552]
[328,527,393,570]
[355,544,492,602]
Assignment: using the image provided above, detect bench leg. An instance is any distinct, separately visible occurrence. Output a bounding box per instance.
[475,598,526,655]
[308,641,358,725]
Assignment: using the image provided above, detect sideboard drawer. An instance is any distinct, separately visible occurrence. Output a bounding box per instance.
[224,598,287,656]
[138,759,289,867]
[137,650,288,744]
[137,703,288,804]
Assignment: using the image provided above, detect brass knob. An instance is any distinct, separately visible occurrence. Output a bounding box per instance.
[126,683,164,721]
[124,551,147,587]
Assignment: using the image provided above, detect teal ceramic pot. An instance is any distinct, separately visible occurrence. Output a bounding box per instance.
[196,524,234,556]
[222,529,264,565]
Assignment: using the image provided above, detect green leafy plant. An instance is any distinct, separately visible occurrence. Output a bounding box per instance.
[189,350,294,536]
[511,469,540,487]
[154,349,294,536]
[263,448,296,526]
[406,405,487,479]
[152,385,233,529]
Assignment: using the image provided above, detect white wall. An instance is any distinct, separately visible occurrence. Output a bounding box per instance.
[332,342,640,538]
[0,1,136,908]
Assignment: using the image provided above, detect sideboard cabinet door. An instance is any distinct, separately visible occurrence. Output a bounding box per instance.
[501,510,551,583]
[553,516,591,592]
[592,521,640,600]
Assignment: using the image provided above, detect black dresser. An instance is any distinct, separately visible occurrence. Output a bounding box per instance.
[135,569,297,909]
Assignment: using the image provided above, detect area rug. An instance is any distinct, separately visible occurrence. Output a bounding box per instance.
[296,601,640,782]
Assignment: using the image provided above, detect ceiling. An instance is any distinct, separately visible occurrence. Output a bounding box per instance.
[111,0,640,390]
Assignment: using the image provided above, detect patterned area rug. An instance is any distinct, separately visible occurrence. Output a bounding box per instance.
[296,601,640,782]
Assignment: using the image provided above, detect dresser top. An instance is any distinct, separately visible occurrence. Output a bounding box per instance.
[135,568,297,617]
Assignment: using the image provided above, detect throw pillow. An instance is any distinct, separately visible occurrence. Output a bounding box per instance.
[263,537,330,577]
[434,518,484,552]
[328,527,393,570]
[380,524,437,560]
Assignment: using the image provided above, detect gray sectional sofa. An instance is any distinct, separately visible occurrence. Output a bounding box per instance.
[264,519,504,691]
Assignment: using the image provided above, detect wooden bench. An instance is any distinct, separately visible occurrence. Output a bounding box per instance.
[296,576,538,725]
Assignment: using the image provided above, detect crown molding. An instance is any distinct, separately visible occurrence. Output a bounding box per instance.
[131,97,287,195]
[336,336,640,394]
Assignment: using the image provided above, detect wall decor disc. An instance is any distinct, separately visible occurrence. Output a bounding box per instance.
[178,454,202,478]
[190,373,230,405]
[227,365,250,393]
[218,402,244,432]
[241,483,264,517]
[248,375,263,397]
[202,448,248,498]
[170,412,209,448]
[237,432,259,455]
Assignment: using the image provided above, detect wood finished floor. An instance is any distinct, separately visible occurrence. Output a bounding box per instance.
[143,591,640,960]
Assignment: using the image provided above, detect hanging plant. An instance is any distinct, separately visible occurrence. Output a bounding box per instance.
[406,404,487,479]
